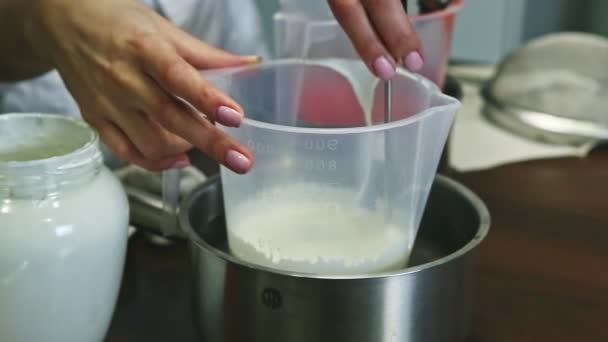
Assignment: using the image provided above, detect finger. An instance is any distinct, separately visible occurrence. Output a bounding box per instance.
[149,97,254,174]
[102,69,193,159]
[93,119,190,171]
[132,34,245,127]
[328,0,397,80]
[164,24,261,69]
[112,108,192,161]
[361,0,423,71]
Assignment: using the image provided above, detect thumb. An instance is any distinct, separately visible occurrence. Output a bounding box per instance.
[166,25,261,69]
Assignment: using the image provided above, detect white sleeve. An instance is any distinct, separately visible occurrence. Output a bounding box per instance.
[155,0,269,58]
[0,71,81,117]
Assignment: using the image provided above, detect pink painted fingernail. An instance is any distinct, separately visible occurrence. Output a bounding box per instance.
[244,55,263,64]
[225,149,251,174]
[373,56,396,80]
[217,106,243,127]
[404,51,424,71]
[171,159,190,169]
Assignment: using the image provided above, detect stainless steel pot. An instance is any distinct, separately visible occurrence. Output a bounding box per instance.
[179,175,490,342]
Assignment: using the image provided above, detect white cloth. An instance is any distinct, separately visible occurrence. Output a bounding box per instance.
[0,0,268,117]
[448,64,594,172]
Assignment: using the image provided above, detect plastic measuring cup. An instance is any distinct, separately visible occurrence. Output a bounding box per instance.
[191,59,459,275]
[273,0,464,88]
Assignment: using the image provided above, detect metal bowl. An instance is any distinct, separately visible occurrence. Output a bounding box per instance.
[482,32,608,145]
[179,175,490,342]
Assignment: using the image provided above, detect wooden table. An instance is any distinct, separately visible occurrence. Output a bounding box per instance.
[105,149,608,342]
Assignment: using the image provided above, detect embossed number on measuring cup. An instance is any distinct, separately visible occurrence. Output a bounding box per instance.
[261,287,283,310]
[247,139,277,154]
[304,159,337,171]
[304,138,339,151]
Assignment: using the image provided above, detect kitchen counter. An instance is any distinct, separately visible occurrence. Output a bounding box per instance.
[455,149,608,342]
[105,148,608,342]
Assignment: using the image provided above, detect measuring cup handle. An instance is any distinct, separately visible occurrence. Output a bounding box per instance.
[161,168,182,236]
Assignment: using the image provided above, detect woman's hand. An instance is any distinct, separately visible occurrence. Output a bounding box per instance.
[328,0,423,80]
[26,0,257,173]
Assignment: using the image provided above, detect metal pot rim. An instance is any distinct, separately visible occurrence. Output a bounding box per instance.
[178,174,490,280]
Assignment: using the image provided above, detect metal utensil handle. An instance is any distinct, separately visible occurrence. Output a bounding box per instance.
[384,80,392,123]
[161,168,182,236]
[384,80,393,221]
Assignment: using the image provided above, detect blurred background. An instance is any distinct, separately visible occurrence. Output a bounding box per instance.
[255,0,607,63]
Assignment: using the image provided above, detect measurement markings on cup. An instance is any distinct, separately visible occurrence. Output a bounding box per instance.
[303,138,339,172]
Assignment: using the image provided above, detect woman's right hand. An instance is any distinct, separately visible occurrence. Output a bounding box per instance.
[26,0,257,173]
[328,0,423,80]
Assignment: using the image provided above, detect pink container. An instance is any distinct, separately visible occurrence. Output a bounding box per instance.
[411,0,464,88]
[274,0,464,88]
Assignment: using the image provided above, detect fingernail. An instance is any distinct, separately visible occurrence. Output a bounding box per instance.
[245,55,262,64]
[225,149,251,174]
[373,56,396,80]
[404,51,424,71]
[171,159,190,169]
[217,106,243,127]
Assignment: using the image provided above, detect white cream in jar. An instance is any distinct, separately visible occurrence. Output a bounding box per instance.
[0,113,129,342]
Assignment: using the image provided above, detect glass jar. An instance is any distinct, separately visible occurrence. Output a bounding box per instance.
[0,113,129,342]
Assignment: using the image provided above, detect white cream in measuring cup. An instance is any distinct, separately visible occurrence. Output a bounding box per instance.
[221,59,418,275]
[228,183,409,274]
